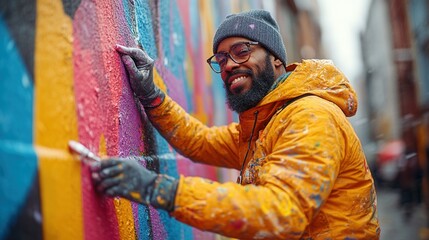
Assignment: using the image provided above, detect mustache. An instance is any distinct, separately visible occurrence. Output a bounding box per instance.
[225,69,253,85]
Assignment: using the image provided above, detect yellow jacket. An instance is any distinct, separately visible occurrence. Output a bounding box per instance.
[147,59,380,239]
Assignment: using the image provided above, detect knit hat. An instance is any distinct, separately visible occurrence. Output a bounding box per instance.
[213,9,287,65]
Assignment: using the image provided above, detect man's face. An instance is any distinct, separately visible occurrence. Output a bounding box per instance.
[217,37,275,113]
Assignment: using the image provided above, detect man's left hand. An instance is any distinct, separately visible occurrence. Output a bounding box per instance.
[91,158,158,204]
[90,157,178,212]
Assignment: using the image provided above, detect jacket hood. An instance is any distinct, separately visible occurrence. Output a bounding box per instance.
[258,59,358,117]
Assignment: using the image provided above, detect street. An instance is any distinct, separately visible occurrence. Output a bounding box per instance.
[378,187,427,240]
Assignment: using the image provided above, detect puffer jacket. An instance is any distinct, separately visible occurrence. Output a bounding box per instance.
[146,59,380,239]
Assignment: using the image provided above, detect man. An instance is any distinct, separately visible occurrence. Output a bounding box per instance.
[91,10,380,239]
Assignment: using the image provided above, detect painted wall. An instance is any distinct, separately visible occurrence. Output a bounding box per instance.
[0,0,265,239]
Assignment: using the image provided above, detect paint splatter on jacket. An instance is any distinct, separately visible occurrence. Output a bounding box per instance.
[146,59,380,239]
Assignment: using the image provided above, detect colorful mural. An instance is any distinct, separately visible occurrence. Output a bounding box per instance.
[0,0,263,239]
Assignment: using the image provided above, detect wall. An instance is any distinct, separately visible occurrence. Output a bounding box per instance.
[0,0,268,239]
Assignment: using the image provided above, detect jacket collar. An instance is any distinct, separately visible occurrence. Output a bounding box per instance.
[238,93,288,142]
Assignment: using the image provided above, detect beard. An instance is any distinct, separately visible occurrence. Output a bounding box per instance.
[225,54,275,113]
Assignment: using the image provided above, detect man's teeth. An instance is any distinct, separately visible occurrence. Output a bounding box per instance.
[231,76,246,85]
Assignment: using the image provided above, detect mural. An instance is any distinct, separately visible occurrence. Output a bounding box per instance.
[0,0,264,239]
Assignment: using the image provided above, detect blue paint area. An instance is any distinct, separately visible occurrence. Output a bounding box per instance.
[211,72,230,125]
[124,0,158,59]
[189,0,200,51]
[178,63,192,114]
[158,210,193,240]
[121,0,138,45]
[159,0,185,77]
[0,19,38,238]
[155,131,178,177]
[136,0,157,59]
[158,0,193,112]
[136,205,152,240]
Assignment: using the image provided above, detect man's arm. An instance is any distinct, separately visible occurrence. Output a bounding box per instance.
[145,95,241,169]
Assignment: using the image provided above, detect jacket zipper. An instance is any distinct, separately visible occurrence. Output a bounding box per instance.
[237,110,259,184]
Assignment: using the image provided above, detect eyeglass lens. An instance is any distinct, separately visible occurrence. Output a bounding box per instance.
[210,42,252,72]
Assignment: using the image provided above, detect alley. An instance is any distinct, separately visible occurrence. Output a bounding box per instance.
[378,187,427,240]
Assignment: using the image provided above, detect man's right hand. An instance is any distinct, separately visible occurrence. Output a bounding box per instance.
[115,44,165,108]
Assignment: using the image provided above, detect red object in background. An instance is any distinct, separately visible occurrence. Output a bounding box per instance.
[376,140,406,182]
[378,140,405,164]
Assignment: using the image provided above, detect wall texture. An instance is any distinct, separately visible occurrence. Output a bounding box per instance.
[0,0,267,239]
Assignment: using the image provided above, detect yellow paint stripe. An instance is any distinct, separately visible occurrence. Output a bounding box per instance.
[154,68,167,92]
[114,198,137,240]
[34,0,83,239]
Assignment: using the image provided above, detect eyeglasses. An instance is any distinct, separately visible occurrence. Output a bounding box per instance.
[207,41,259,73]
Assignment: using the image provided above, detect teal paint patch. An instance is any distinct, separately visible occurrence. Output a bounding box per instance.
[0,19,40,239]
[159,0,185,77]
[124,0,158,59]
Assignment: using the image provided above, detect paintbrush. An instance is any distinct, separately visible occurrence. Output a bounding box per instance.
[68,140,177,164]
[68,140,101,163]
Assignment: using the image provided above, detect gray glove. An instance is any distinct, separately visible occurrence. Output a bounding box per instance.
[115,44,165,108]
[91,157,178,212]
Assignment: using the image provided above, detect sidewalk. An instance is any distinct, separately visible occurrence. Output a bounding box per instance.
[377,187,427,240]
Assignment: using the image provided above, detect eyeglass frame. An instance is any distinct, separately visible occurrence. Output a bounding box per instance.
[206,41,259,73]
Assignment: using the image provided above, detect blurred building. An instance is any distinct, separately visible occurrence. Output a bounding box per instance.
[275,0,324,62]
[361,0,429,235]
[361,0,401,145]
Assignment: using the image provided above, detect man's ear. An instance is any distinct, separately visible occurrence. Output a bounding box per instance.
[273,58,283,67]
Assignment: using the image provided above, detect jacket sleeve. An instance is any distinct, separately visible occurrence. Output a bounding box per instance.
[171,98,345,239]
[145,95,241,169]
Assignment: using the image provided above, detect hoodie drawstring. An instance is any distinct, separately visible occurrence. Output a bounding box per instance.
[237,110,259,184]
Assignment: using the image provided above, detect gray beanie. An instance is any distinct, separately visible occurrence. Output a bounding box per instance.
[213,9,287,65]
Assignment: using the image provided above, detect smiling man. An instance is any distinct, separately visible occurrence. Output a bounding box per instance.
[90,10,380,239]
[212,38,280,113]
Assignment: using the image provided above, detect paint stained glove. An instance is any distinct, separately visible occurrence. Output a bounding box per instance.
[91,158,178,212]
[115,44,165,108]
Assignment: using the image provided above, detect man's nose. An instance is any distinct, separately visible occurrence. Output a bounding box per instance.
[223,56,240,72]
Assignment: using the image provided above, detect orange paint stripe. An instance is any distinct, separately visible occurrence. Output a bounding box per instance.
[34,0,83,239]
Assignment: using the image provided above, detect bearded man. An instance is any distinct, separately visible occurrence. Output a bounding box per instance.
[91,10,380,240]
